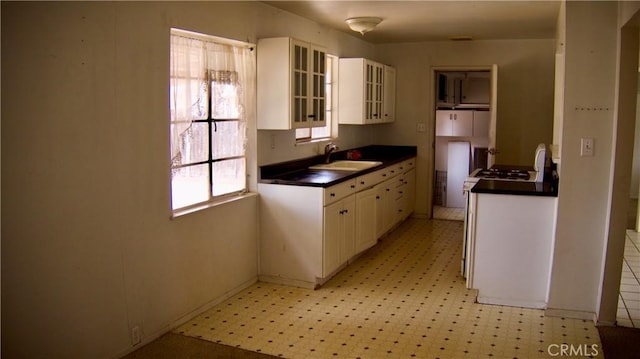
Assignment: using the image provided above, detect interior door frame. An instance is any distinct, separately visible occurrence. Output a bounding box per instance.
[430,65,498,217]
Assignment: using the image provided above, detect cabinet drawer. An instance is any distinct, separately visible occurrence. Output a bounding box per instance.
[324,179,356,205]
[397,158,416,172]
[356,170,387,191]
[384,164,402,178]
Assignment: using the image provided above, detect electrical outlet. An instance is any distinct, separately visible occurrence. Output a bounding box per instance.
[581,138,594,157]
[416,123,427,132]
[131,325,141,345]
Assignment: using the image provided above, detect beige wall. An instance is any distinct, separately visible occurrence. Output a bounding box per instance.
[372,39,556,216]
[548,2,637,323]
[0,2,375,358]
[5,1,637,358]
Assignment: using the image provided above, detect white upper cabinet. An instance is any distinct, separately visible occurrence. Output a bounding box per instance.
[257,37,327,130]
[472,110,491,137]
[383,65,396,122]
[435,110,473,136]
[338,58,396,125]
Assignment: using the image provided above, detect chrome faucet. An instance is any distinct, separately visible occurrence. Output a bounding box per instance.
[324,143,339,163]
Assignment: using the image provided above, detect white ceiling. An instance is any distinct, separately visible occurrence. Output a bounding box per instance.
[263,1,562,44]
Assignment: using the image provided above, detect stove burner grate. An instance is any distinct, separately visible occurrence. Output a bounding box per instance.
[475,169,531,180]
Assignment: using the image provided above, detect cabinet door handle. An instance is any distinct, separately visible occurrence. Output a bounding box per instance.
[386,188,390,192]
[308,114,316,118]
[382,174,387,177]
[350,185,355,189]
[360,181,365,185]
[344,209,349,214]
[376,196,381,200]
[330,193,336,197]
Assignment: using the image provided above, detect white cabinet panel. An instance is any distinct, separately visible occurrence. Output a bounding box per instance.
[436,110,473,136]
[375,180,394,238]
[355,187,377,253]
[324,195,355,277]
[257,37,326,130]
[472,111,491,138]
[323,200,343,277]
[383,65,396,122]
[339,58,395,125]
[471,194,557,309]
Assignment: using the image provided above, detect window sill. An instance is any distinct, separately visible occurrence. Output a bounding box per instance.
[171,192,258,219]
[295,137,335,146]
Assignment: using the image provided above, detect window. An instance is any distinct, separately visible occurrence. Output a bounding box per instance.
[169,29,255,212]
[295,54,337,142]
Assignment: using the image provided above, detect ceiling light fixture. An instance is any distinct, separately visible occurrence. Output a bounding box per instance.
[345,17,382,35]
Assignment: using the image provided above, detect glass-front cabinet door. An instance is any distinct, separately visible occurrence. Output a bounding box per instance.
[292,42,308,128]
[365,61,374,122]
[311,47,326,127]
[364,60,384,123]
[291,40,326,129]
[374,64,384,122]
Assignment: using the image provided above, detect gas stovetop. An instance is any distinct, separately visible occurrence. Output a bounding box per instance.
[468,168,538,182]
[475,168,531,180]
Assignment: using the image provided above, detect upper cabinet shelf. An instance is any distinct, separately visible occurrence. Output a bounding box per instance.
[257,37,327,130]
[338,58,396,125]
[436,71,490,109]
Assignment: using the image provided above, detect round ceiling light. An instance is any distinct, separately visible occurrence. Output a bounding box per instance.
[345,17,382,35]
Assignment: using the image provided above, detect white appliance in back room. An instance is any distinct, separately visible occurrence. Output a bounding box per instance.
[446,141,471,208]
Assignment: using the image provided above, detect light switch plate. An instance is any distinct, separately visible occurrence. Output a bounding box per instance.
[581,138,594,157]
[416,123,427,132]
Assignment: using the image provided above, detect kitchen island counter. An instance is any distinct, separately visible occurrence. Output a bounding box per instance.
[471,177,558,197]
[466,174,558,309]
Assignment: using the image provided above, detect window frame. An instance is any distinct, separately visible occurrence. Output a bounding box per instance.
[169,29,254,215]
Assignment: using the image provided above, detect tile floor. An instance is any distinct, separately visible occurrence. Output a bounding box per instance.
[176,218,602,358]
[432,205,465,222]
[617,230,640,328]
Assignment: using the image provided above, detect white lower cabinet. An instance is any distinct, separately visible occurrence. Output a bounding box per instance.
[324,195,356,277]
[375,180,395,238]
[258,157,416,288]
[469,193,557,309]
[395,168,416,222]
[355,187,377,253]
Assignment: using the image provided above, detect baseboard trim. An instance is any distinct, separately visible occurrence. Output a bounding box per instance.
[116,276,259,358]
[545,308,597,322]
[258,274,316,289]
[477,296,547,309]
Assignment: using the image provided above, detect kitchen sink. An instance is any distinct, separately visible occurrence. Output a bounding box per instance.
[308,160,383,172]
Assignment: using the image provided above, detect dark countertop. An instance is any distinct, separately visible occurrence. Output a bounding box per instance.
[259,145,417,188]
[470,167,558,197]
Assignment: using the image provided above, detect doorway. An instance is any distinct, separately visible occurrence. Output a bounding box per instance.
[431,67,497,221]
[617,30,640,329]
[600,10,640,328]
